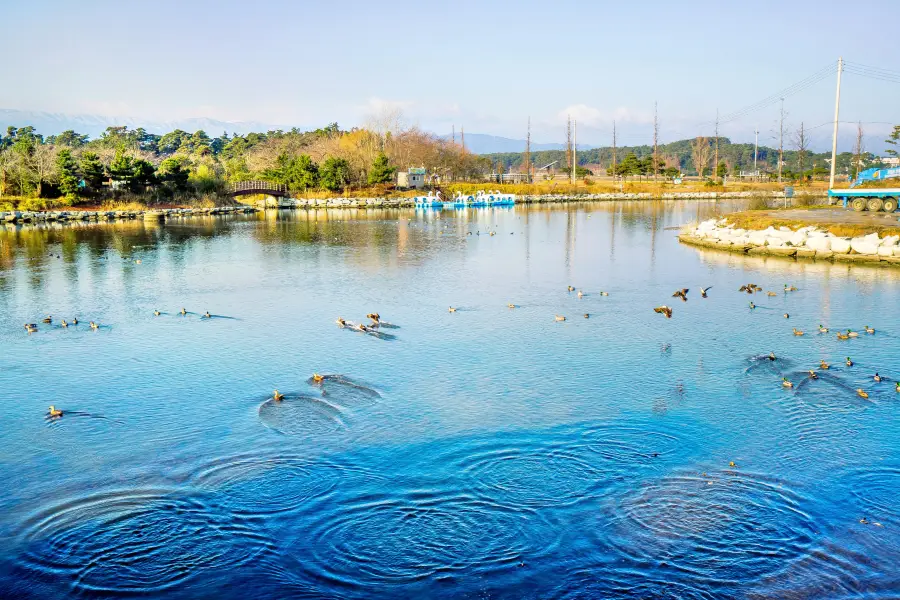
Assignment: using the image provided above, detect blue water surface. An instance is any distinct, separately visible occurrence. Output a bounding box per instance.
[0,201,898,599]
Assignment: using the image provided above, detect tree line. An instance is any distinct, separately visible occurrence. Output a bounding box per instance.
[0,120,490,204]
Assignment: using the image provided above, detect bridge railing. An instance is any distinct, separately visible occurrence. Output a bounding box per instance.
[228,181,289,194]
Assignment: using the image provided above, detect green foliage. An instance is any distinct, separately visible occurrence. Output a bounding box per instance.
[108,148,135,184]
[47,130,89,148]
[55,149,81,201]
[262,153,319,191]
[158,157,190,192]
[886,125,900,159]
[716,162,727,178]
[131,159,157,191]
[320,157,350,191]
[367,152,396,184]
[80,151,106,194]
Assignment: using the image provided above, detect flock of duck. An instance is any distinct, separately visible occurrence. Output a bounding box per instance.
[34,308,215,420]
[655,282,896,400]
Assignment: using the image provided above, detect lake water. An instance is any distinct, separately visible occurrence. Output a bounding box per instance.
[1,201,899,599]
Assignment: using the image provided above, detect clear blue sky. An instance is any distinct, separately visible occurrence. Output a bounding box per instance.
[2,0,898,150]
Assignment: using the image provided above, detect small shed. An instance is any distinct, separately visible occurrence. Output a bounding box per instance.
[398,167,427,189]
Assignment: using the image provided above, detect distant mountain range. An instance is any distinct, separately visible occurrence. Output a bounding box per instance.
[0,109,279,139]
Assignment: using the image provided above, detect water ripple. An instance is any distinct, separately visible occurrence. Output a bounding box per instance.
[602,470,819,584]
[278,489,561,589]
[15,488,273,595]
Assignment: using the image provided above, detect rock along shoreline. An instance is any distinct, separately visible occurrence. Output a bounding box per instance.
[678,217,900,267]
[0,190,825,227]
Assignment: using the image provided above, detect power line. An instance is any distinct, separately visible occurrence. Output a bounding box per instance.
[844,61,900,78]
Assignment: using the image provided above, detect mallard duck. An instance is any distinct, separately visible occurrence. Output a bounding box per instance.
[48,405,63,418]
[782,378,793,388]
[820,360,830,370]
[847,329,859,338]
[846,357,854,367]
[61,319,68,328]
[837,332,850,340]
[507,303,516,309]
[729,461,736,467]
[355,323,369,332]
[808,370,818,379]
[567,286,575,292]
[335,317,347,327]
[874,373,882,382]
[750,284,762,291]
[793,328,804,336]
[312,373,325,383]
[766,291,777,297]
[785,284,798,292]
[273,389,284,401]
[366,313,381,323]
[153,310,161,316]
[653,306,673,318]
[583,313,590,319]
[555,315,566,322]
[41,316,52,324]
[818,324,828,333]
[700,286,712,298]
[738,285,749,292]
[784,313,790,319]
[768,352,777,361]
[448,307,457,313]
[90,321,99,329]
[749,302,756,309]
[202,311,211,319]
[72,318,78,325]
[24,323,38,333]
[864,325,875,334]
[672,288,689,301]
[180,308,187,315]
[896,381,899,392]
[599,291,609,296]
[577,290,584,298]
[857,389,869,399]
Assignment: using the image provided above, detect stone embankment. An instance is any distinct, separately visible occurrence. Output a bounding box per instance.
[0,205,257,225]
[679,218,900,266]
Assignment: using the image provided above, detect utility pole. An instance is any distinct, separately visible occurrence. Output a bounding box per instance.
[571,119,577,184]
[524,116,531,183]
[828,56,844,191]
[778,98,785,183]
[461,126,465,153]
[565,115,572,172]
[653,101,659,182]
[714,109,719,181]
[452,125,456,145]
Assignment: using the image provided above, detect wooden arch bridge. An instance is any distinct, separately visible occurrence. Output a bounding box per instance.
[228,181,290,197]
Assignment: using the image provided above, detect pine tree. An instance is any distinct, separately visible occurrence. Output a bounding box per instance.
[367,152,395,185]
[56,149,81,203]
[108,148,135,187]
[80,151,106,195]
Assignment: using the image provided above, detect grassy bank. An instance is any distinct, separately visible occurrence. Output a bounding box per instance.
[721,207,900,238]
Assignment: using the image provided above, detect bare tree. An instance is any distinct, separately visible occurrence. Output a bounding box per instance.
[854,121,864,180]
[691,137,711,178]
[794,122,809,181]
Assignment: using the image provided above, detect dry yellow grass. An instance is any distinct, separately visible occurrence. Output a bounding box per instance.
[724,209,900,238]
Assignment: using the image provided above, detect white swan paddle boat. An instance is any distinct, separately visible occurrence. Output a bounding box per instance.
[452,190,516,207]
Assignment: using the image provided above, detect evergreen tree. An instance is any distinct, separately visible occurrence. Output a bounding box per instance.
[158,158,190,192]
[130,159,157,192]
[56,149,81,202]
[80,151,106,194]
[108,148,135,186]
[320,157,350,191]
[367,152,396,184]
[886,125,900,159]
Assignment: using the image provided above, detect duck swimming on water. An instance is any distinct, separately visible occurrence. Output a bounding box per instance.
[555,315,566,322]
[202,311,211,319]
[749,302,756,309]
[180,308,187,315]
[874,373,882,382]
[154,310,161,316]
[793,328,804,336]
[808,370,818,379]
[90,321,99,329]
[857,389,869,399]
[273,389,284,401]
[312,373,325,383]
[48,406,63,418]
[864,325,875,334]
[782,378,793,388]
[653,306,673,318]
[448,307,457,313]
[61,319,68,328]
[820,359,830,370]
[72,318,78,325]
[335,317,347,327]
[24,323,38,333]
[819,324,829,333]
[846,357,854,367]
[42,316,52,324]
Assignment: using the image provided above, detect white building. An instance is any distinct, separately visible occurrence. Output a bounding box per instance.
[397,167,426,189]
